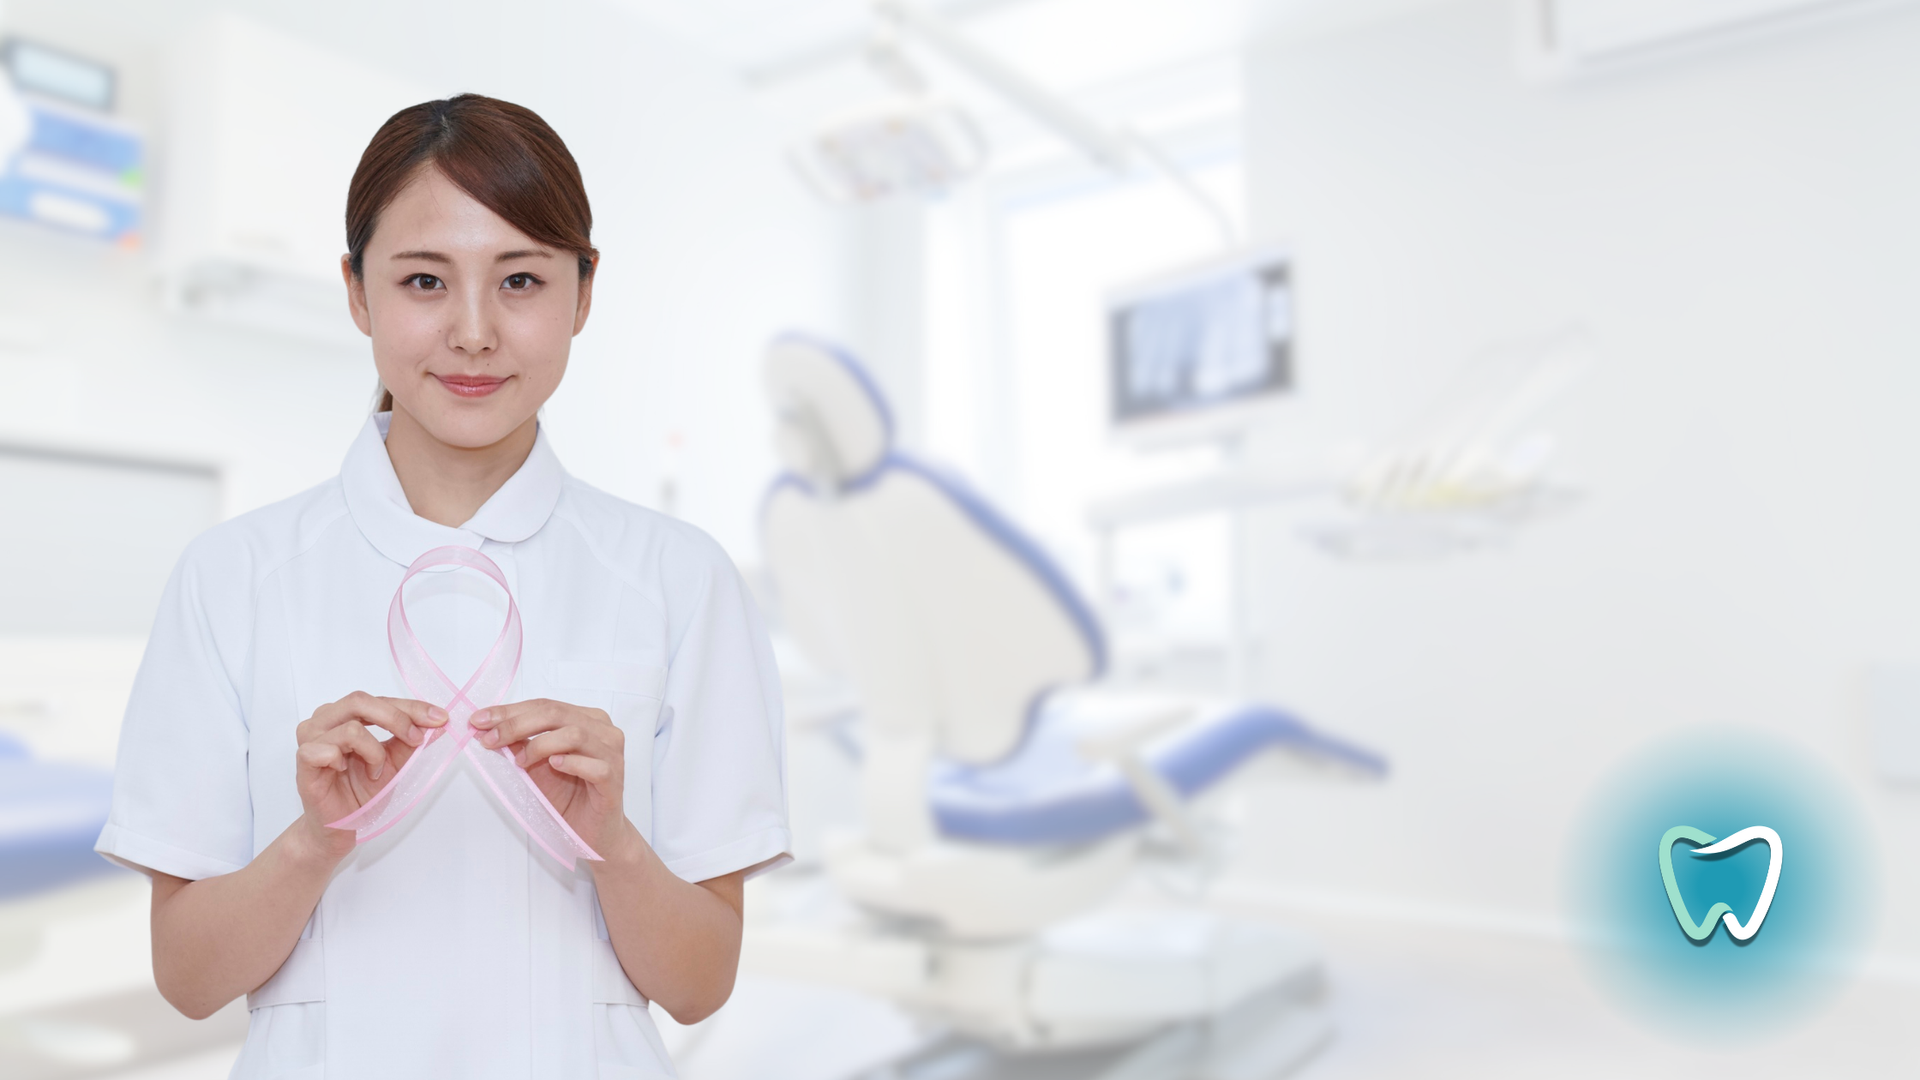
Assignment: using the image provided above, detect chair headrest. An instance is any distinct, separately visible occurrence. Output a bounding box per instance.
[763,334,893,488]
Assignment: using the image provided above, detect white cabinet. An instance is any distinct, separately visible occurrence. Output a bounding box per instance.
[159,14,434,344]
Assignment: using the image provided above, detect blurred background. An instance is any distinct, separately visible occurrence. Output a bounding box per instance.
[3,0,1920,1076]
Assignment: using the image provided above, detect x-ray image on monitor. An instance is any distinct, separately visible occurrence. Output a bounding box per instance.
[1109,252,1292,428]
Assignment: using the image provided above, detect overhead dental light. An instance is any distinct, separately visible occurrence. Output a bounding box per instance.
[787,95,987,204]
[787,0,1238,245]
[788,20,986,203]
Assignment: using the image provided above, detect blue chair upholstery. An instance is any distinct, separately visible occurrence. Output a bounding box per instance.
[932,700,1387,846]
[0,733,121,901]
[763,333,1387,848]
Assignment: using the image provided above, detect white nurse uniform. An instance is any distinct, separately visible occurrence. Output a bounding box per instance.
[95,413,791,1080]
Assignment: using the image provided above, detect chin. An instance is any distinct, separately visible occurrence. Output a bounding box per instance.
[414,402,536,450]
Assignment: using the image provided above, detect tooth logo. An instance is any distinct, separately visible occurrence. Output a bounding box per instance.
[1659,825,1783,942]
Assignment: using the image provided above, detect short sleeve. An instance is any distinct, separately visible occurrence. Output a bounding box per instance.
[94,539,255,881]
[649,534,791,884]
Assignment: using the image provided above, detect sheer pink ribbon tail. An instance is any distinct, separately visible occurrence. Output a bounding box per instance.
[326,545,602,868]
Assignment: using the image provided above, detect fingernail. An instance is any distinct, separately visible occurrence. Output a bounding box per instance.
[428,706,448,723]
[372,762,384,780]
[481,731,499,748]
[470,709,491,727]
[404,725,421,746]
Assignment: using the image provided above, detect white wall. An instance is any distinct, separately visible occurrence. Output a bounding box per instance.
[1234,0,1920,956]
[846,204,929,451]
[0,0,857,561]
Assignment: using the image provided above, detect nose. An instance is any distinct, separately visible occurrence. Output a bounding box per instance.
[448,281,497,357]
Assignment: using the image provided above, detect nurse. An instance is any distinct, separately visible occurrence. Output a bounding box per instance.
[95,94,790,1079]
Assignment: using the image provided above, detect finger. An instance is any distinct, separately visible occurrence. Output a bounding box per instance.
[327,722,390,780]
[494,702,613,744]
[306,692,390,735]
[548,753,612,784]
[382,697,449,731]
[352,695,444,746]
[298,698,353,742]
[513,725,593,769]
[473,700,573,748]
[304,692,442,746]
[297,741,347,773]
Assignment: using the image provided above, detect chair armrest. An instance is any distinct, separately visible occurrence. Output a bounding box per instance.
[1072,704,1192,759]
[1073,704,1202,851]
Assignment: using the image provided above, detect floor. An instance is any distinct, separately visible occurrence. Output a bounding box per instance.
[659,907,1920,1080]
[1277,909,1920,1078]
[0,877,247,1080]
[8,883,1918,1079]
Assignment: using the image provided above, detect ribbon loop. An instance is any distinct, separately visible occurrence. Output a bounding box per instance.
[327,545,602,868]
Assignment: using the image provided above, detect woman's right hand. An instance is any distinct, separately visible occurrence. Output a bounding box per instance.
[293,692,446,858]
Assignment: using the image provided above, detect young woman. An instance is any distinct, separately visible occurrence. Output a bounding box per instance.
[95,95,789,1079]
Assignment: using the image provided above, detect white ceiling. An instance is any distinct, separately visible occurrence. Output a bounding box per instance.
[605,0,880,73]
[612,0,1453,161]
[613,0,1448,79]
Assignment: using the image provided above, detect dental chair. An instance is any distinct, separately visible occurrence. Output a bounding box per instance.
[749,335,1386,1079]
[0,731,120,968]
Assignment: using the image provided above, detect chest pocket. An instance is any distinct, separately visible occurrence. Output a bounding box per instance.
[547,661,668,837]
[549,661,666,712]
[248,913,324,1010]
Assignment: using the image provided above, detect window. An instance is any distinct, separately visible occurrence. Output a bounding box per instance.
[924,149,1246,662]
[0,447,219,634]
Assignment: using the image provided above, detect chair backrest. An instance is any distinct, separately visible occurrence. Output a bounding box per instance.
[761,334,1103,765]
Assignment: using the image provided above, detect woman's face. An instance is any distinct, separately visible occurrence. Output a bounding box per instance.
[344,167,593,450]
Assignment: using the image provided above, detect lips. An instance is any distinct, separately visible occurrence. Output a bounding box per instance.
[435,374,508,398]
[1659,825,1783,942]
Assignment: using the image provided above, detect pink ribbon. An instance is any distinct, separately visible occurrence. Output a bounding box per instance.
[327,545,602,868]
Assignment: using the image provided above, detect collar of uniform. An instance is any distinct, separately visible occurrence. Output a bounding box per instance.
[342,412,565,567]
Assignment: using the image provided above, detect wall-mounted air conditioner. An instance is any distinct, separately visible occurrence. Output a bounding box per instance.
[1517,0,1915,78]
[159,15,433,345]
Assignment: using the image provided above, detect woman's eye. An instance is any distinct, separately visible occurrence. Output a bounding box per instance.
[502,273,539,291]
[404,274,443,290]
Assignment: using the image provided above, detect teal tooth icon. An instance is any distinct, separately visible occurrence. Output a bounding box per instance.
[1659,825,1783,942]
[1573,733,1870,1033]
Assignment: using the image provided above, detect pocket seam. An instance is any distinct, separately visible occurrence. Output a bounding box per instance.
[591,938,649,1007]
[248,937,326,1010]
[548,660,667,700]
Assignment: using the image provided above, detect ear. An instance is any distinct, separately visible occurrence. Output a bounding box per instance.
[342,255,372,337]
[572,256,598,337]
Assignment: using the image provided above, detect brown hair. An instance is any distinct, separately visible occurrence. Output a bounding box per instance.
[346,95,597,411]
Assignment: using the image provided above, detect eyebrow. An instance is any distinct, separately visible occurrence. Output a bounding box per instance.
[388,248,555,264]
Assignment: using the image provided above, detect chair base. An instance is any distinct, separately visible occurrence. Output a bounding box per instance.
[825,832,1136,939]
[744,875,1325,1054]
[0,874,141,975]
[875,988,1332,1080]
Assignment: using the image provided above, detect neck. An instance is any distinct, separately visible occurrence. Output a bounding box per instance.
[383,406,537,528]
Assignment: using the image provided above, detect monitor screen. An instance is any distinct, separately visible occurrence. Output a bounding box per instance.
[1109,250,1292,427]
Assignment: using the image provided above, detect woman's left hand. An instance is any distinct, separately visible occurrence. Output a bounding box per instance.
[469,700,633,861]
